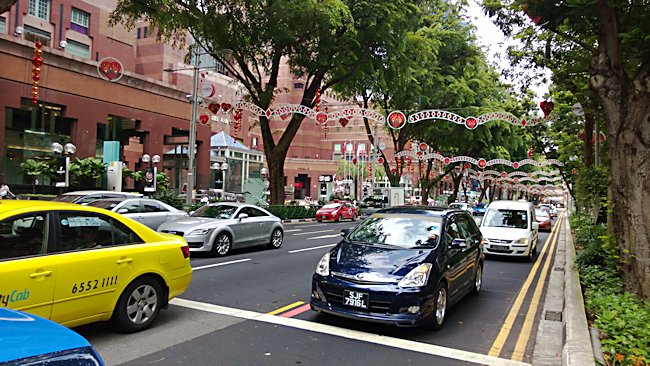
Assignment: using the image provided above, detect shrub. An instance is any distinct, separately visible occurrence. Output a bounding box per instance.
[150,189,184,210]
[266,205,320,220]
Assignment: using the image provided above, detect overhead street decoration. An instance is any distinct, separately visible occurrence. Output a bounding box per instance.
[393,150,565,168]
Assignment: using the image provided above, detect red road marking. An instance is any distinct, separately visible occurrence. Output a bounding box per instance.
[279,304,311,318]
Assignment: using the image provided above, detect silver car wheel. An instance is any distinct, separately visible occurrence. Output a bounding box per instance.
[435,286,447,325]
[126,284,158,325]
[270,229,283,248]
[215,233,231,256]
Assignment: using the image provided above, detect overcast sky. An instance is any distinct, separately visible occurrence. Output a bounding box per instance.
[464,0,551,101]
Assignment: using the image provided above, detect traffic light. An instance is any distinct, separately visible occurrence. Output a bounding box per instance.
[143,167,157,192]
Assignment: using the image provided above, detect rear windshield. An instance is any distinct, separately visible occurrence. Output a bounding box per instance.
[53,195,83,203]
[322,203,341,209]
[483,209,528,229]
[88,200,121,210]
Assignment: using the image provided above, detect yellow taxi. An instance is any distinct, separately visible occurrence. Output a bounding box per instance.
[0,200,192,333]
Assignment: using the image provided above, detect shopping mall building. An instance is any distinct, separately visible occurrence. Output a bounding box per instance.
[0,0,398,199]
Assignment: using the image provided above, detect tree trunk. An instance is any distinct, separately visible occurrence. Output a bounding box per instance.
[590,0,650,299]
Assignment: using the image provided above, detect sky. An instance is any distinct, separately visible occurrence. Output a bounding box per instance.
[464,0,551,101]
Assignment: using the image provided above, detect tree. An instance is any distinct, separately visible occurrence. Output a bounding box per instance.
[0,0,16,14]
[111,0,420,205]
[483,0,650,298]
[19,159,51,193]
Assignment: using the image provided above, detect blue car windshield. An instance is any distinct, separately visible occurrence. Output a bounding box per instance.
[192,205,237,219]
[347,214,442,248]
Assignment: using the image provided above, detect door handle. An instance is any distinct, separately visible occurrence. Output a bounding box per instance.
[116,258,133,264]
[30,270,52,278]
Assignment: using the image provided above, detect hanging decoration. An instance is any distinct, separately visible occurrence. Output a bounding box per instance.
[314,87,321,112]
[31,41,43,104]
[322,105,328,139]
[527,146,534,159]
[232,108,243,140]
[97,57,124,82]
[539,100,555,117]
[393,150,564,168]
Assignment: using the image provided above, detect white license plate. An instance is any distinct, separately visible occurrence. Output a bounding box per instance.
[343,290,369,309]
[491,245,510,250]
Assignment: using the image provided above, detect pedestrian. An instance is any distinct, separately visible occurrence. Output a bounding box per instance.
[0,183,14,199]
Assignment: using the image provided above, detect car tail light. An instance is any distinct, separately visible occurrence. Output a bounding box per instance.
[181,245,190,258]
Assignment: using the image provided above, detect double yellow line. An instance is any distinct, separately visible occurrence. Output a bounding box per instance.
[488,212,564,361]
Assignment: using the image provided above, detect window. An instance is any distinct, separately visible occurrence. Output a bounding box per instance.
[65,39,90,59]
[241,207,268,217]
[0,16,6,34]
[334,144,341,152]
[136,28,141,39]
[252,137,258,147]
[58,212,142,251]
[120,201,142,214]
[143,26,148,38]
[143,201,168,213]
[23,25,51,47]
[293,82,304,89]
[70,8,89,35]
[0,214,48,259]
[28,0,50,20]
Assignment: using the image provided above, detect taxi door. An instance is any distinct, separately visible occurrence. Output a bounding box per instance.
[50,211,137,325]
[0,212,56,319]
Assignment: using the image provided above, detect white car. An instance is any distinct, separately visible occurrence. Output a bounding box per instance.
[479,200,539,261]
[449,202,473,214]
[53,190,142,205]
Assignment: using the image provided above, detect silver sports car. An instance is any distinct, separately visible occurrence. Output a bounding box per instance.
[157,203,284,257]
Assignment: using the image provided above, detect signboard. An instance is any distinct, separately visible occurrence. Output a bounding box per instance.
[215,170,224,190]
[53,157,69,188]
[318,175,334,183]
[143,167,157,193]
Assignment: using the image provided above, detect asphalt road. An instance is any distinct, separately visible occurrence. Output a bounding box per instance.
[76,216,561,366]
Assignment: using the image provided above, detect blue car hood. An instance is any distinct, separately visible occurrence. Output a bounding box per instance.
[0,309,92,362]
[330,241,435,281]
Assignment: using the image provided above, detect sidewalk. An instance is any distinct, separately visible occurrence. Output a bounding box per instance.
[532,213,596,366]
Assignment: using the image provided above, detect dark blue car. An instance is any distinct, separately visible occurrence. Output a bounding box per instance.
[0,308,104,366]
[310,206,484,329]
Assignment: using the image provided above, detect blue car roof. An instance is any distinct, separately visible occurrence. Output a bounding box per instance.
[0,308,93,362]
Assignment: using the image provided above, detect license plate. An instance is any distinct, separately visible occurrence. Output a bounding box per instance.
[491,245,510,250]
[343,290,369,309]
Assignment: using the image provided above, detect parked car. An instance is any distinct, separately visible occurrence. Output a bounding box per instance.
[0,308,105,365]
[472,202,487,216]
[53,190,142,205]
[158,203,284,257]
[535,208,552,232]
[539,204,557,219]
[448,202,473,214]
[311,206,484,330]
[88,198,188,230]
[315,201,358,222]
[0,200,192,333]
[479,200,539,261]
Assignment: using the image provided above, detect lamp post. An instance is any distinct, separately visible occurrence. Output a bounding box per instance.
[211,162,229,197]
[141,153,161,193]
[51,142,76,188]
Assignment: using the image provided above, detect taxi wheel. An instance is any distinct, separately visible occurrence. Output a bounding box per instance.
[211,233,232,257]
[113,276,163,333]
[268,228,283,249]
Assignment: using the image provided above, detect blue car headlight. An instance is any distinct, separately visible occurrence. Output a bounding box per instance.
[398,263,432,287]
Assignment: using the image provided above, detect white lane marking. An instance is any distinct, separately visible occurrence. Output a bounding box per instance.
[288,244,336,253]
[284,229,303,233]
[307,234,341,240]
[192,258,251,271]
[170,298,531,366]
[300,224,328,227]
[293,229,334,236]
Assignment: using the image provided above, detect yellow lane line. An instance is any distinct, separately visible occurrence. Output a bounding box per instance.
[267,301,305,315]
[511,213,563,361]
[488,216,563,357]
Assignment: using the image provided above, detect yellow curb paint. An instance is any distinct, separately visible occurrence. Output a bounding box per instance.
[488,216,563,357]
[267,301,305,315]
[511,213,563,361]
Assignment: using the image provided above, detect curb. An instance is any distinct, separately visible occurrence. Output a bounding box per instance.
[562,217,596,366]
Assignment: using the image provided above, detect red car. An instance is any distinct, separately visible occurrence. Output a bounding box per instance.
[316,201,358,222]
[535,208,552,232]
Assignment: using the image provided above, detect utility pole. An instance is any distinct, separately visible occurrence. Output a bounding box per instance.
[371,123,377,197]
[186,44,200,207]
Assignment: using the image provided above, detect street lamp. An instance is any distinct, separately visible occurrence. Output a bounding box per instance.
[141,154,161,193]
[211,162,229,195]
[51,142,76,188]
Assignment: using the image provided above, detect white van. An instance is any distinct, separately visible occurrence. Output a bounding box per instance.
[479,200,539,261]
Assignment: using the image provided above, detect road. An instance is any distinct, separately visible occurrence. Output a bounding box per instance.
[76,215,563,366]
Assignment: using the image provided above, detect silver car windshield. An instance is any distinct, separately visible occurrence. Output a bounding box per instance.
[192,205,237,219]
[483,209,528,229]
[347,214,442,248]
